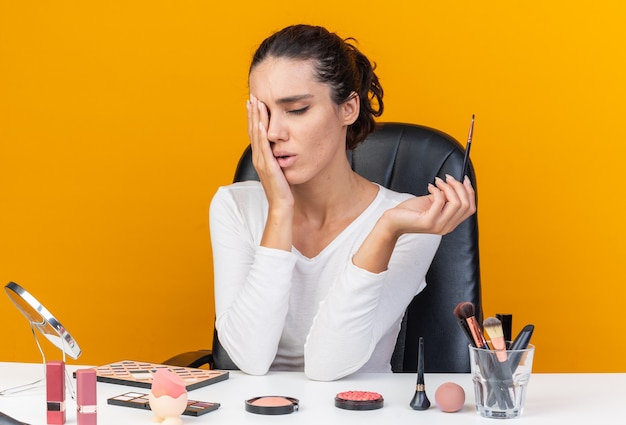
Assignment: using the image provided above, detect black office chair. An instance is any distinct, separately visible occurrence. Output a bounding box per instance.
[165,122,482,373]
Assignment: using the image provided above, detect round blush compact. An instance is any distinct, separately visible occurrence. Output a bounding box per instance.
[334,390,384,411]
[245,396,299,415]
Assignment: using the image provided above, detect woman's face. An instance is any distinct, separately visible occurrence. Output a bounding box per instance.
[248,57,358,186]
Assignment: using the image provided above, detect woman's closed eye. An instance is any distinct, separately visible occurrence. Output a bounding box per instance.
[287,106,309,115]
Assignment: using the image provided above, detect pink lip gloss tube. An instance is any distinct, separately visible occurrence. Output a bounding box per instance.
[46,361,66,425]
[76,368,97,425]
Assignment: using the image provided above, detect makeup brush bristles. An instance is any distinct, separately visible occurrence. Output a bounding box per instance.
[455,301,475,320]
[483,317,508,362]
[453,302,475,347]
[453,302,468,321]
[454,301,488,349]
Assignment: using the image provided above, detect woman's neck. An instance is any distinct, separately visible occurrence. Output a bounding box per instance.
[291,167,375,223]
[289,164,379,259]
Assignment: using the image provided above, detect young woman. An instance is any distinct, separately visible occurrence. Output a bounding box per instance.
[210,24,476,381]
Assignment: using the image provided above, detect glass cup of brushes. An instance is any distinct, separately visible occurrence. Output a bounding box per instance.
[469,343,535,419]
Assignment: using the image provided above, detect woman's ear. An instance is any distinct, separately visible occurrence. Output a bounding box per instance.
[342,92,360,125]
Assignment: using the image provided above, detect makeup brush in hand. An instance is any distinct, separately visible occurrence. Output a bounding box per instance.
[483,317,508,362]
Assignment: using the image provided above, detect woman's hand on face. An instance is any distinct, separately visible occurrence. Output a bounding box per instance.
[247,95,294,209]
[384,175,476,236]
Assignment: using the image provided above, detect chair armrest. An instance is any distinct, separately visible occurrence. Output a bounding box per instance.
[162,349,214,369]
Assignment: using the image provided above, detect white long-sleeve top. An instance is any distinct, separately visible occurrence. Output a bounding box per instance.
[210,181,441,381]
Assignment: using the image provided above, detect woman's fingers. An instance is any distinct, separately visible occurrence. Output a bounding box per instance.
[432,175,476,234]
[246,95,293,209]
[246,98,254,139]
[248,95,273,170]
[463,176,477,212]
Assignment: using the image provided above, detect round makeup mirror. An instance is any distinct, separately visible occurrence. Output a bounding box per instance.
[5,281,81,359]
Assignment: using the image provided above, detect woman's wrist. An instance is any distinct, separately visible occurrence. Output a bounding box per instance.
[352,214,400,273]
[261,207,294,251]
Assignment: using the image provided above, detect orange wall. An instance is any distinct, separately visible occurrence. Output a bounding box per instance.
[1,1,625,373]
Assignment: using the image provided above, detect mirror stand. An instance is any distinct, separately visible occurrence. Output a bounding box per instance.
[1,282,79,399]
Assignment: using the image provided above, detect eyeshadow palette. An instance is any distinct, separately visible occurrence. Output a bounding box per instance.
[108,392,220,416]
[88,360,229,391]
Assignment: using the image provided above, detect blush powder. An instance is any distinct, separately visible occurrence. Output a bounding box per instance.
[335,390,384,411]
[245,396,299,415]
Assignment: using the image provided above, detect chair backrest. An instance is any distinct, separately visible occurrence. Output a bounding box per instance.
[213,122,482,373]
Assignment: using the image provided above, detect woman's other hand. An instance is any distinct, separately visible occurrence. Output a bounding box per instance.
[385,174,476,236]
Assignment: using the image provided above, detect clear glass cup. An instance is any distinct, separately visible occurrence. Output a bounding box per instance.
[469,343,535,419]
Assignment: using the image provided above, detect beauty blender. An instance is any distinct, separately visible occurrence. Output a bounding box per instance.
[149,369,188,425]
[434,382,465,413]
[151,369,186,398]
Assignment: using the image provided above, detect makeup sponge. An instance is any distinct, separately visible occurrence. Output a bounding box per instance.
[434,382,465,413]
[149,369,188,425]
[151,369,186,398]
